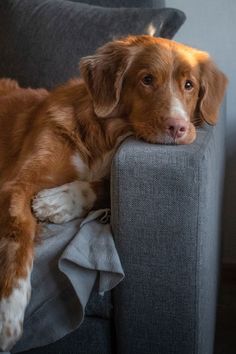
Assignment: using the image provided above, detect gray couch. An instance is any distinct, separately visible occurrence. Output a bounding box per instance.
[0,0,225,353]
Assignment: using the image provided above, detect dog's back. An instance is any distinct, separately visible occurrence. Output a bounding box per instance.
[0,79,49,172]
[0,78,20,96]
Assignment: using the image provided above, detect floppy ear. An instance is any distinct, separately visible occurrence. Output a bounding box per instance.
[79,41,132,117]
[198,55,228,125]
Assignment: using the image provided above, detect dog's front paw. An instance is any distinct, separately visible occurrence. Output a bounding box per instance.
[32,181,96,224]
[0,275,31,351]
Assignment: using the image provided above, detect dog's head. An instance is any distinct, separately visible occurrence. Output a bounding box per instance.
[80,35,227,145]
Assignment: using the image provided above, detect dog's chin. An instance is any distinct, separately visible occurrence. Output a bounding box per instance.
[139,124,197,145]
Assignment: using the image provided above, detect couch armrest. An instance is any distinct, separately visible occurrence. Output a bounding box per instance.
[111,102,226,354]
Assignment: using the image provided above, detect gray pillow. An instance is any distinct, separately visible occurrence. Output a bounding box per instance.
[0,0,185,89]
[73,0,165,8]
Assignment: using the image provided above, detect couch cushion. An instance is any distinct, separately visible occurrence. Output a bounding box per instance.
[0,0,185,89]
[16,317,113,354]
[85,287,113,319]
[73,0,165,8]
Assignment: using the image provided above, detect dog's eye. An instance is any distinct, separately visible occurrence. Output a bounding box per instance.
[184,80,194,91]
[142,75,153,85]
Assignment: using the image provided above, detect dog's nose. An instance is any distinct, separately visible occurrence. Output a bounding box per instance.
[165,118,188,139]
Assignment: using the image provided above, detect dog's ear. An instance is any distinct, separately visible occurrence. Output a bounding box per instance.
[197,53,228,125]
[80,41,132,117]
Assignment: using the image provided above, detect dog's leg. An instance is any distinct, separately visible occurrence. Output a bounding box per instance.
[0,186,36,351]
[32,179,109,224]
[0,155,74,348]
[0,159,73,349]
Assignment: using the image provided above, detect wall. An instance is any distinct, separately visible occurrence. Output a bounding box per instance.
[166,0,236,263]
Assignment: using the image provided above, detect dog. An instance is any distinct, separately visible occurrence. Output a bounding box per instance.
[0,35,227,350]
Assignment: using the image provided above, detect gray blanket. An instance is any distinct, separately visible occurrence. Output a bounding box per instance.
[3,209,124,353]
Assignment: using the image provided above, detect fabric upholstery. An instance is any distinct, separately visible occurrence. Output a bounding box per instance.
[111,104,226,354]
[19,318,113,354]
[0,0,185,89]
[74,0,165,8]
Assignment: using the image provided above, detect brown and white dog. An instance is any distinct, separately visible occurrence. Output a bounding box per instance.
[0,35,227,350]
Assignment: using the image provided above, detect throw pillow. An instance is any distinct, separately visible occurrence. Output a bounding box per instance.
[0,0,186,89]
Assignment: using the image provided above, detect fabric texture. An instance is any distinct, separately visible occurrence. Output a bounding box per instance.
[10,210,123,353]
[0,0,185,89]
[111,103,226,354]
[18,318,113,354]
[74,0,165,8]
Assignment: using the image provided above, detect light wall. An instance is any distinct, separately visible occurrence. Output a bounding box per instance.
[166,0,236,263]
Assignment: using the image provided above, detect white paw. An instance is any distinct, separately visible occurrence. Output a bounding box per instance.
[32,181,96,224]
[0,274,31,351]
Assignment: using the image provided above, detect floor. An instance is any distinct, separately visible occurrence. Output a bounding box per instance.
[214,264,236,354]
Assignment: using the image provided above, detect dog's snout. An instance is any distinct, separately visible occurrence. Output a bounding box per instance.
[165,118,188,139]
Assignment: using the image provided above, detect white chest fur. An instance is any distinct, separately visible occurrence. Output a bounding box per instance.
[71,133,131,182]
[71,150,115,181]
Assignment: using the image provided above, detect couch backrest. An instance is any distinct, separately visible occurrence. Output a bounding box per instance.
[1,0,180,89]
[73,0,165,8]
